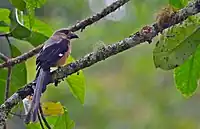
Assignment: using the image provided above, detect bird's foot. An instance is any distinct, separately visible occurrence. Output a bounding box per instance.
[54,66,65,86]
[54,79,60,86]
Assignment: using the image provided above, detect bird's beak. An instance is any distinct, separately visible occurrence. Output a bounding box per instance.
[68,32,79,39]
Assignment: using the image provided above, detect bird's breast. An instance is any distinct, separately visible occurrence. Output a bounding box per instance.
[56,43,71,66]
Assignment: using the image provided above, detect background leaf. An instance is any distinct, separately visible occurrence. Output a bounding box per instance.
[0,37,11,58]
[24,17,53,37]
[0,8,10,32]
[8,9,52,46]
[169,0,188,9]
[26,109,74,129]
[42,102,64,116]
[47,109,75,129]
[24,17,53,46]
[174,45,200,97]
[9,9,31,39]
[24,0,46,28]
[153,17,200,70]
[0,45,27,103]
[65,56,86,104]
[0,37,11,103]
[9,0,26,11]
[26,123,41,129]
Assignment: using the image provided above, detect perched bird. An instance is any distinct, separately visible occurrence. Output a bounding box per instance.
[24,28,79,123]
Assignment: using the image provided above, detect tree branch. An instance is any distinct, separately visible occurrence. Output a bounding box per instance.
[0,0,200,128]
[0,53,8,62]
[0,0,130,69]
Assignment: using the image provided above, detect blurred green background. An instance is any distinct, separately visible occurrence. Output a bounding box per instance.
[1,0,200,129]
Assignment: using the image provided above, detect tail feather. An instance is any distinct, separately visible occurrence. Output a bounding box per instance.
[25,68,50,123]
[32,69,46,122]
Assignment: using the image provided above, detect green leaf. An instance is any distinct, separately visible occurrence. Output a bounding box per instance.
[169,0,188,9]
[26,31,48,46]
[0,21,8,27]
[24,17,53,37]
[174,45,200,97]
[0,45,27,103]
[24,17,53,46]
[65,56,86,104]
[9,9,31,39]
[9,45,27,92]
[11,39,36,82]
[26,109,75,129]
[48,109,75,129]
[15,16,52,46]
[0,38,11,58]
[0,8,10,26]
[24,0,46,28]
[0,81,6,104]
[26,123,41,129]
[9,0,26,11]
[0,41,10,102]
[24,0,36,29]
[153,18,200,70]
[6,9,53,46]
[0,8,11,32]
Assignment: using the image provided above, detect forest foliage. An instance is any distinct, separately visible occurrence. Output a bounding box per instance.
[0,0,200,128]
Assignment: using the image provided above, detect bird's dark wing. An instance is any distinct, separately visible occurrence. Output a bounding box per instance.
[36,37,69,71]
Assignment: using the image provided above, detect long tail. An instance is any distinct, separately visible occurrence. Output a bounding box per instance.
[24,68,50,123]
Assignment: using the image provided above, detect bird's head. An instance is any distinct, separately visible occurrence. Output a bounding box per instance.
[56,28,79,39]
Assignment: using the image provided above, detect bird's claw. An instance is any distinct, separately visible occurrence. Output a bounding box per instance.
[54,79,60,86]
[54,66,65,86]
[54,78,64,86]
[81,26,86,32]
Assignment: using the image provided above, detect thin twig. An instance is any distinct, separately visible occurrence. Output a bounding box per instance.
[4,67,12,101]
[0,53,8,62]
[69,0,130,32]
[0,33,10,37]
[0,0,130,69]
[9,112,26,118]
[4,36,12,101]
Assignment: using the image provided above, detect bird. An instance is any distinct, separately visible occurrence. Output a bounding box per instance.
[24,28,79,123]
